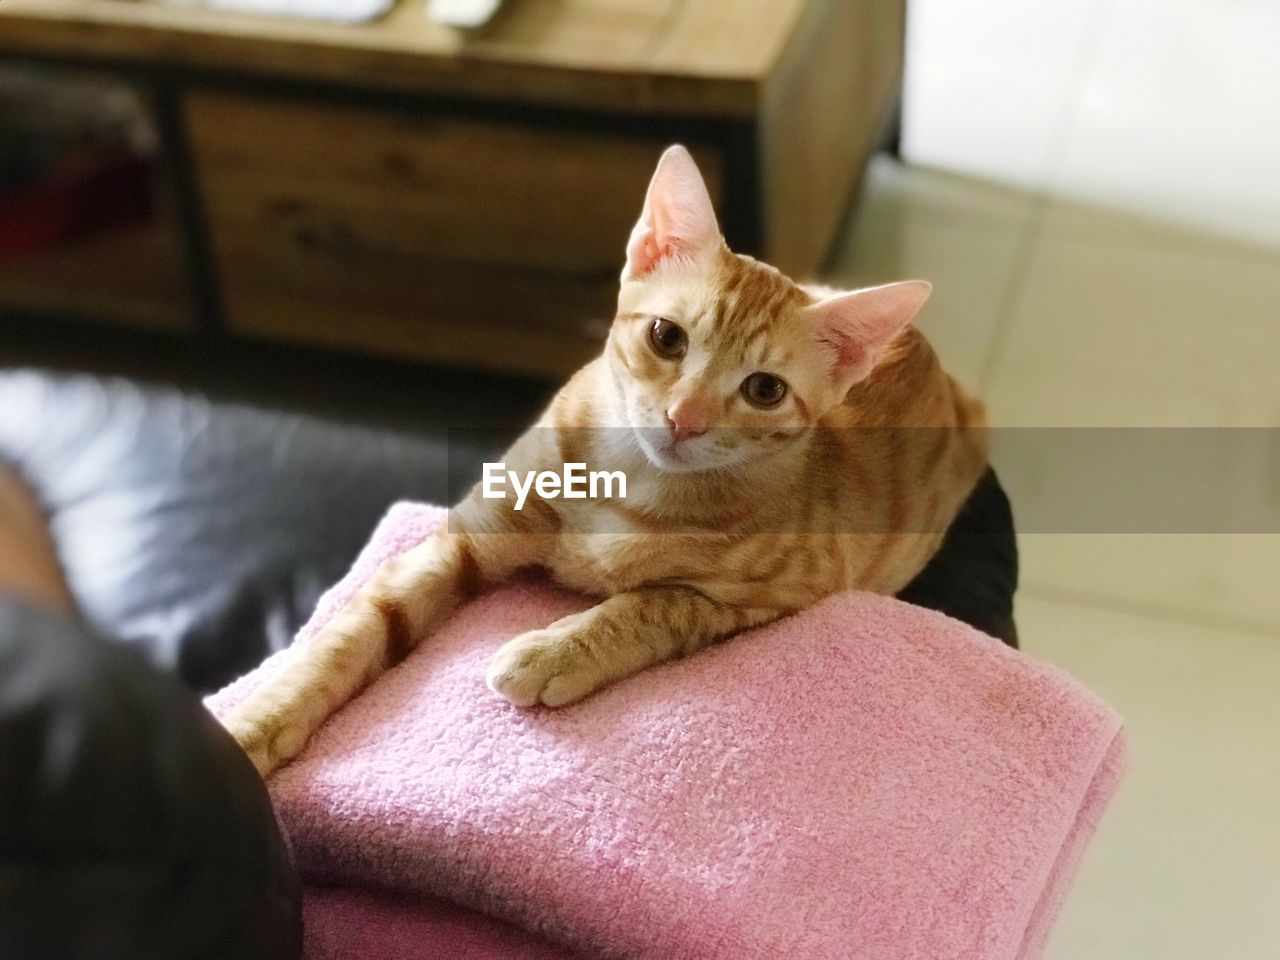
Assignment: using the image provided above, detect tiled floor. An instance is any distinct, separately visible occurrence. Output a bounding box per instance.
[829,2,1279,949]
[1019,597,1280,960]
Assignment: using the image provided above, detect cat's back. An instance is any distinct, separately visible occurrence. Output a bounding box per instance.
[800,329,989,593]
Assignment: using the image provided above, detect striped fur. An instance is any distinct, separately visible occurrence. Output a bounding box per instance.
[222,148,988,776]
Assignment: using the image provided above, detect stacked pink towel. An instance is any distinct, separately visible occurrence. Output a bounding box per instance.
[208,503,1126,960]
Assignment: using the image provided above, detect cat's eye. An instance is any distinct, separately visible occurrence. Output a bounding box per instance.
[648,318,687,359]
[741,372,788,408]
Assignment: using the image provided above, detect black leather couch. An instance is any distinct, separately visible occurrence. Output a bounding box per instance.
[0,365,1016,959]
[0,368,506,692]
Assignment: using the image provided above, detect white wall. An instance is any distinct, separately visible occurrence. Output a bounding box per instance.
[902,0,1280,247]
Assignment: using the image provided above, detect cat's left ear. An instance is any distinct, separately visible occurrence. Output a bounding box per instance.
[623,145,722,281]
[806,280,932,388]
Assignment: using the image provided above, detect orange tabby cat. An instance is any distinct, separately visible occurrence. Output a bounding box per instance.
[222,146,989,776]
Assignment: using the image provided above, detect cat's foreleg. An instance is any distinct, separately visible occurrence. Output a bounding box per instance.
[222,519,536,776]
[486,586,781,707]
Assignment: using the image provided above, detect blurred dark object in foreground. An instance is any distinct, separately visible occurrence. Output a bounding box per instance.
[0,597,301,960]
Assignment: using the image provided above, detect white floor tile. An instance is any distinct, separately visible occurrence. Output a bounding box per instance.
[1018,596,1280,960]
[985,200,1280,427]
[827,157,1035,389]
[1017,534,1280,635]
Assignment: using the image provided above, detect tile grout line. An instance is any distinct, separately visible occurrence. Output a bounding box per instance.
[976,194,1051,397]
[977,0,1119,399]
[1020,582,1280,641]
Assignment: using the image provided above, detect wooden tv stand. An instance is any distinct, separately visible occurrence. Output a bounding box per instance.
[0,0,904,378]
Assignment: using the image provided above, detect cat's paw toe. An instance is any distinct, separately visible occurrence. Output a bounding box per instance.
[485,649,545,707]
[539,671,600,707]
[486,632,596,708]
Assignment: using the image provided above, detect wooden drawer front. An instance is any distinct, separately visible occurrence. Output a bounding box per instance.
[185,92,724,378]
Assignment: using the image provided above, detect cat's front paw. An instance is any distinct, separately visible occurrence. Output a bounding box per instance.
[486,625,602,708]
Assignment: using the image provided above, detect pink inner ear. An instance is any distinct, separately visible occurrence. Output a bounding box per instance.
[626,231,664,278]
[625,146,720,278]
[810,281,932,382]
[820,327,869,371]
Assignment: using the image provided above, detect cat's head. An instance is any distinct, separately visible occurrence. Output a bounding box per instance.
[606,145,932,474]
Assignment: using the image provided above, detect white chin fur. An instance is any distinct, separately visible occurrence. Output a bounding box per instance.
[632,426,719,474]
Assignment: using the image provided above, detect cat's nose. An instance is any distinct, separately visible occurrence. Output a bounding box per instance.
[666,396,711,443]
[665,413,707,444]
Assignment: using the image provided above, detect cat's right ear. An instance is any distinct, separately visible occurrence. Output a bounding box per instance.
[623,145,722,281]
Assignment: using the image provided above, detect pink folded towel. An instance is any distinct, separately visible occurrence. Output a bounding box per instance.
[209,503,1126,960]
[301,885,576,960]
